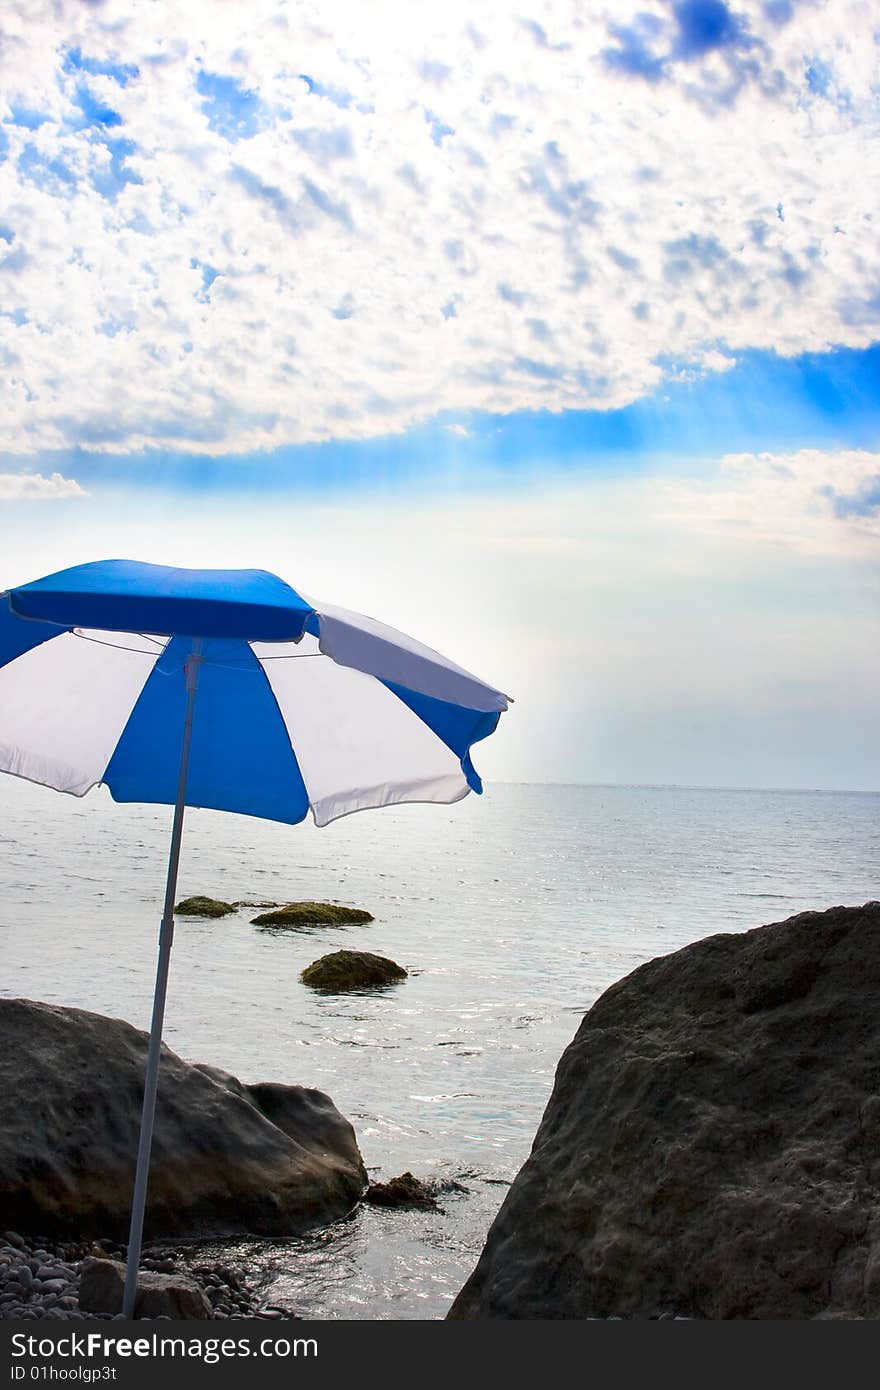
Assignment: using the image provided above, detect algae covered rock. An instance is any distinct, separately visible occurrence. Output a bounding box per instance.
[365,1172,438,1210]
[301,949,406,992]
[252,902,374,927]
[174,896,236,918]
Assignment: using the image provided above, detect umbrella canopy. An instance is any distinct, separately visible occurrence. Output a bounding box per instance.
[1,558,509,827]
[0,558,511,1318]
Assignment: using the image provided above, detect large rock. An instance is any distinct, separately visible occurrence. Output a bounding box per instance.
[78,1257,211,1319]
[0,998,366,1240]
[365,1172,438,1210]
[450,902,880,1320]
[301,950,407,992]
[174,896,235,918]
[251,902,373,927]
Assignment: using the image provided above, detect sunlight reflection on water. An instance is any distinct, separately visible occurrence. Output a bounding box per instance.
[1,780,877,1317]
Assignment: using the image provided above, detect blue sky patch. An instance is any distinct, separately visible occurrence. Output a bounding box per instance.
[191,259,221,302]
[90,136,142,201]
[298,74,353,109]
[603,16,667,82]
[73,82,123,129]
[671,0,746,59]
[424,109,454,145]
[63,47,140,87]
[763,0,793,22]
[18,143,78,195]
[0,245,30,274]
[5,105,51,131]
[197,70,265,141]
[604,0,755,85]
[25,345,880,498]
[806,58,831,95]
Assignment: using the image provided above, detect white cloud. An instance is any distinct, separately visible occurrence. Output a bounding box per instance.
[0,470,86,500]
[2,459,877,787]
[653,448,880,557]
[0,0,878,455]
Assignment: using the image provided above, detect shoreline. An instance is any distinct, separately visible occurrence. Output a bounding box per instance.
[0,1230,297,1322]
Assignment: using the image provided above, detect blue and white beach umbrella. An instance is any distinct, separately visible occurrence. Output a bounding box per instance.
[0,559,511,1315]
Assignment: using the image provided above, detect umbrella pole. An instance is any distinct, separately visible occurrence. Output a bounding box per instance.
[122,641,202,1319]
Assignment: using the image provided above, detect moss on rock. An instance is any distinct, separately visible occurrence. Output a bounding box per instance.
[251,902,374,927]
[364,1172,438,1210]
[301,949,406,992]
[174,896,236,918]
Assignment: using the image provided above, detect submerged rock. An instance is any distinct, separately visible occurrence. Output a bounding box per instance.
[301,950,407,992]
[0,998,366,1241]
[364,1172,438,1210]
[251,902,374,927]
[174,896,236,918]
[450,902,880,1321]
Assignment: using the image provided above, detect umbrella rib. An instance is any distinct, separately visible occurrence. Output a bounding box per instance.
[71,629,169,656]
[70,630,323,662]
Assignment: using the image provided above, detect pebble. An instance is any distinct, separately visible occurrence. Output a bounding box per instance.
[39,1280,68,1295]
[0,1231,288,1322]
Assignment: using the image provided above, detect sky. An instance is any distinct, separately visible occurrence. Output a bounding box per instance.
[0,0,878,791]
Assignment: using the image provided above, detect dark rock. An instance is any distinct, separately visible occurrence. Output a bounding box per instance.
[174,896,236,918]
[365,1172,439,1210]
[78,1258,211,1319]
[251,902,373,927]
[449,902,880,1321]
[0,998,366,1240]
[301,950,407,992]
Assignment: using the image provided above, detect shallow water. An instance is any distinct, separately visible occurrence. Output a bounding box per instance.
[1,779,877,1317]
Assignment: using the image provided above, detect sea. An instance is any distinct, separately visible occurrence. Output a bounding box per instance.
[1,778,877,1319]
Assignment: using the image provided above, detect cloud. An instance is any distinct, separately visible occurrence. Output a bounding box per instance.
[0,0,877,456]
[0,470,86,500]
[653,449,880,557]
[0,458,876,788]
[821,473,880,520]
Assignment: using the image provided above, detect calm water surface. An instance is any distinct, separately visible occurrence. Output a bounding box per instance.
[1,780,877,1318]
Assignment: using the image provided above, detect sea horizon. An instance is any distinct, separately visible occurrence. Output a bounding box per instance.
[496,779,880,797]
